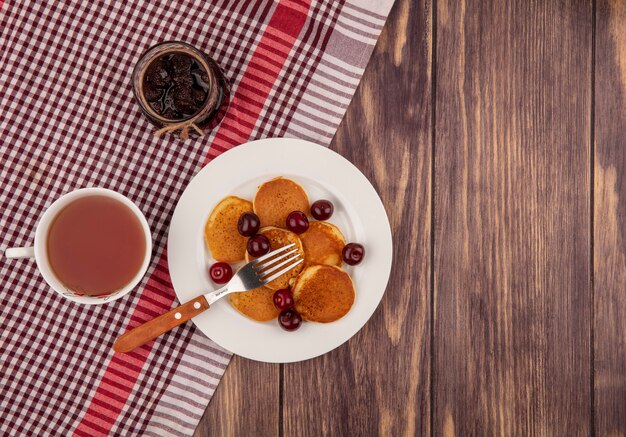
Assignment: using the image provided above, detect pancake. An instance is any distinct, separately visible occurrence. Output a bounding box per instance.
[253,177,309,228]
[246,226,304,290]
[229,286,279,322]
[204,196,252,263]
[300,221,346,267]
[292,265,355,323]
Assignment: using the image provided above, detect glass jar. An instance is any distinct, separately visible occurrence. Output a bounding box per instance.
[132,41,229,140]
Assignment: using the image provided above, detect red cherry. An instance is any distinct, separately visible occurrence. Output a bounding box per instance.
[273,288,294,311]
[342,243,365,265]
[237,212,260,237]
[278,309,302,331]
[286,211,309,234]
[311,199,334,220]
[247,235,270,257]
[209,262,232,284]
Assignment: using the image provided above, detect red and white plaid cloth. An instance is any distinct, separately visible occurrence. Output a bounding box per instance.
[0,0,393,435]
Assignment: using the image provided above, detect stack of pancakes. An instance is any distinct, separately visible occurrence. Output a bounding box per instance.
[205,177,355,324]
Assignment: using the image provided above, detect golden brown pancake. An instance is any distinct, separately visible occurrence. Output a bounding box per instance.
[300,221,346,267]
[229,286,279,322]
[253,177,309,228]
[292,265,355,323]
[245,226,304,290]
[204,196,251,263]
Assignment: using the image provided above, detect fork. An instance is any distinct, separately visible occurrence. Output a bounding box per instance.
[113,243,303,353]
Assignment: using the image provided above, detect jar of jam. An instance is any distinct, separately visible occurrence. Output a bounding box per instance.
[132,41,229,140]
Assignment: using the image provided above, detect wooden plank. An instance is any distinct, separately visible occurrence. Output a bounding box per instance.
[283,0,432,435]
[194,356,279,436]
[594,1,626,436]
[434,1,592,435]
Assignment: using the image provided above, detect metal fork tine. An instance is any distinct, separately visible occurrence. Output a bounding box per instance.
[253,247,300,271]
[261,257,304,284]
[204,245,302,305]
[259,252,303,279]
[252,243,295,265]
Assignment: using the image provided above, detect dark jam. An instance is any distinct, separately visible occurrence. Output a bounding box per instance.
[142,52,209,120]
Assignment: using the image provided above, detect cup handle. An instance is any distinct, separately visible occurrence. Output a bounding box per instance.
[5,246,35,259]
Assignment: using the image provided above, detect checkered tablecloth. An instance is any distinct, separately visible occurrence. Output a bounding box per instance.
[0,0,393,435]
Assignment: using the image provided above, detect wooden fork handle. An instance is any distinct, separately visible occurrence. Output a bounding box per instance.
[113,296,209,353]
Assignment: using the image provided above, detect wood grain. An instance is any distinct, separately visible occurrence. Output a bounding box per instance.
[594,1,626,436]
[194,356,279,436]
[193,1,626,436]
[434,0,592,435]
[283,0,432,435]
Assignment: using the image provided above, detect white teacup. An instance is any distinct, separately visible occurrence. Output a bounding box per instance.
[5,188,152,305]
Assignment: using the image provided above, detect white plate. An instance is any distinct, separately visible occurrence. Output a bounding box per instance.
[168,138,392,363]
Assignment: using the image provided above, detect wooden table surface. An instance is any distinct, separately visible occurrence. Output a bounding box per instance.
[195,0,626,435]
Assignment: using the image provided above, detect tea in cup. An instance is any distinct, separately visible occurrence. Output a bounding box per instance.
[5,188,152,304]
